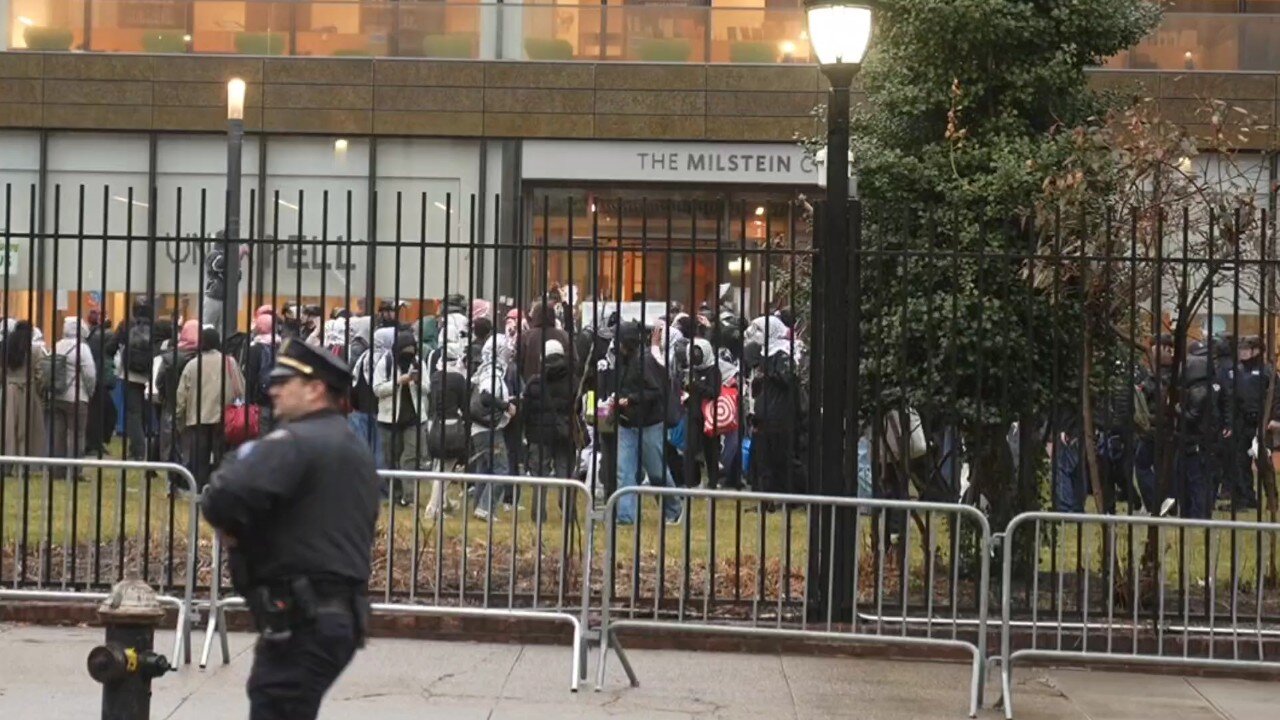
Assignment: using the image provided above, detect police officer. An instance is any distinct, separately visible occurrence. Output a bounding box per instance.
[1220,334,1273,511]
[1135,334,1175,514]
[1176,349,1224,519]
[201,339,380,720]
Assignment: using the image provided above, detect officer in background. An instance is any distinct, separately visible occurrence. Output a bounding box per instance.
[1220,334,1273,511]
[202,339,381,720]
[1135,334,1175,514]
[1176,349,1224,519]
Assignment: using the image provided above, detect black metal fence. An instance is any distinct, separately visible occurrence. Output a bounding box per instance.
[1,183,1278,637]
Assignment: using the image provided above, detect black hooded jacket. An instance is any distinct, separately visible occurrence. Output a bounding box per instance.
[523,353,575,445]
[517,301,572,384]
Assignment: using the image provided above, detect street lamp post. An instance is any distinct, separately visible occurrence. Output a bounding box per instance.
[805,0,874,619]
[224,78,245,343]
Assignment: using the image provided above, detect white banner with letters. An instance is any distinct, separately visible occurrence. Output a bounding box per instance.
[521,140,820,186]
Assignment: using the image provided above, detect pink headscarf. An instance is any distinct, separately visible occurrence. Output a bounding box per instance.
[178,320,200,352]
[471,298,492,323]
[252,313,274,340]
[504,308,524,339]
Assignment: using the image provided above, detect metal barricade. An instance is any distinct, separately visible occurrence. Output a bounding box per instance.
[202,469,594,691]
[0,456,200,666]
[0,588,190,666]
[997,511,1280,719]
[594,486,992,717]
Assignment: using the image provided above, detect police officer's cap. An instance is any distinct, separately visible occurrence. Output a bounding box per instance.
[1241,334,1264,350]
[269,338,351,391]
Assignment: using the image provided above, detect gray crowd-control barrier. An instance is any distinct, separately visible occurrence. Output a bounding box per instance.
[0,455,199,666]
[201,469,594,691]
[594,485,993,717]
[996,511,1280,718]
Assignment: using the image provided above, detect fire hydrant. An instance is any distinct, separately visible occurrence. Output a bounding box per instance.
[86,579,175,720]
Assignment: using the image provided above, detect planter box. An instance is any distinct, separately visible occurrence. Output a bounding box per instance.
[24,27,73,51]
[524,38,574,61]
[422,33,476,59]
[141,30,189,54]
[638,38,692,63]
[235,32,288,56]
[729,41,777,64]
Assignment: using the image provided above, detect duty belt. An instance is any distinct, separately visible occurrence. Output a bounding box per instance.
[251,577,370,647]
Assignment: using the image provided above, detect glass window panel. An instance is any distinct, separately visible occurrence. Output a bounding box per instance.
[89,0,191,53]
[153,134,261,324]
[263,136,370,315]
[45,133,150,331]
[528,187,806,319]
[9,0,85,50]
[0,132,41,318]
[375,138,482,316]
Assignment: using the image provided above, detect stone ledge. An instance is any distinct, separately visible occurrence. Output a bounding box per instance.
[1,54,1278,144]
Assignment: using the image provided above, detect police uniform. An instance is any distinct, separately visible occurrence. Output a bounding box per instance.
[201,340,380,720]
[1220,335,1271,510]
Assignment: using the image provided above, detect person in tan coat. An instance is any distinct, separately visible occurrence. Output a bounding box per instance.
[2,321,48,470]
[176,325,243,489]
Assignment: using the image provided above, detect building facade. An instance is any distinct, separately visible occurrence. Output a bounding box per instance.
[1,3,1279,331]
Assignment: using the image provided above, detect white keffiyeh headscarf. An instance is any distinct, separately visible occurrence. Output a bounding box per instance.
[748,315,792,358]
[353,326,395,383]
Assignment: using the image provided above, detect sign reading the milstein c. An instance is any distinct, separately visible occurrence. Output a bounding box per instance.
[521,140,820,186]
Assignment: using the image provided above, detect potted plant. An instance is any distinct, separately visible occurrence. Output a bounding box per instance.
[23,27,74,51]
[729,41,776,63]
[637,38,692,62]
[141,29,189,54]
[422,33,476,58]
[235,32,288,56]
[524,38,574,61]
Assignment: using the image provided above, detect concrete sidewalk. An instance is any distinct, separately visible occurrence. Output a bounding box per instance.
[1,623,1276,719]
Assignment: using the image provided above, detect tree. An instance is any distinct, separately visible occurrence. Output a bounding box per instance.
[1037,95,1280,590]
[829,0,1162,528]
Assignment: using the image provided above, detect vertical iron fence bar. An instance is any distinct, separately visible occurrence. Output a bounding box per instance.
[0,184,10,585]
[43,184,60,588]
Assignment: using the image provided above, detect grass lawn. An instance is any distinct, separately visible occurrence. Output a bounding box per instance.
[3,444,1276,615]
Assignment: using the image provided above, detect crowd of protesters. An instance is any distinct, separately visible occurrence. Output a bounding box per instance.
[6,286,1268,525]
[0,288,810,523]
[317,288,811,526]
[0,203,1266,538]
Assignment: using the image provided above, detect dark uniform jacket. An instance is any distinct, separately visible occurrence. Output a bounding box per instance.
[202,409,380,587]
[1219,357,1280,428]
[1177,355,1224,446]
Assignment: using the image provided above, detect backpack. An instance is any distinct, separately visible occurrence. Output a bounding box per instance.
[350,352,380,415]
[427,367,469,460]
[469,372,509,431]
[125,323,154,375]
[37,352,71,399]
